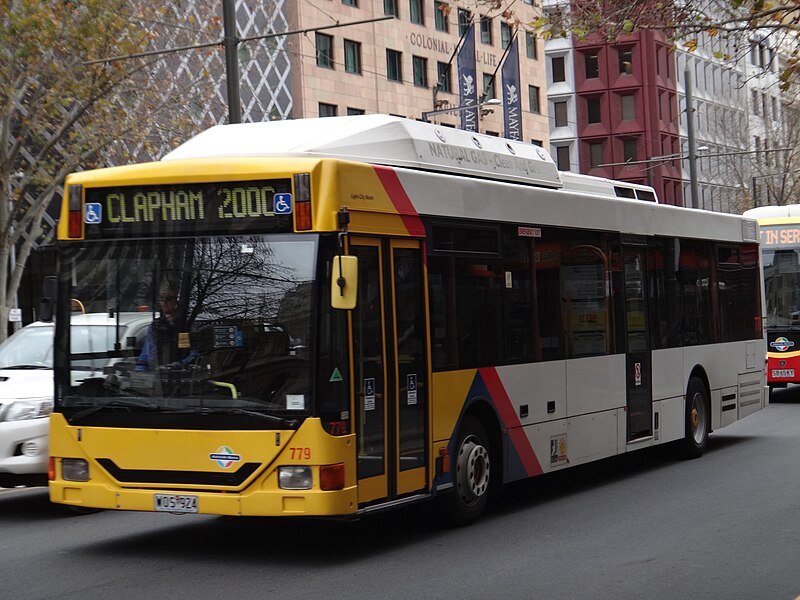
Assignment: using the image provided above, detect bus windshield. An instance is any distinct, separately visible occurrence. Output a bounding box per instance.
[762,247,800,327]
[58,235,317,420]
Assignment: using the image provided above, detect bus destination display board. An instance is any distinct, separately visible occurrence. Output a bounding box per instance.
[759,224,800,249]
[84,178,294,238]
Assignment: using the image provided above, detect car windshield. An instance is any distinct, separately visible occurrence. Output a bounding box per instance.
[0,323,142,370]
[58,235,317,419]
[0,326,54,369]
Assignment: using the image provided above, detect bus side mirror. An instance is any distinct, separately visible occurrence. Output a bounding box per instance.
[331,255,358,310]
[38,276,56,323]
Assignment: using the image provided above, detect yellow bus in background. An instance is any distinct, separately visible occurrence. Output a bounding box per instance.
[49,116,765,524]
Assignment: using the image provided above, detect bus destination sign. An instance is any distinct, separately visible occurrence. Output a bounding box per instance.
[84,178,293,238]
[759,224,800,249]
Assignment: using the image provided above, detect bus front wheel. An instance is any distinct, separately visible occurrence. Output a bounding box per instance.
[679,376,709,459]
[446,416,492,525]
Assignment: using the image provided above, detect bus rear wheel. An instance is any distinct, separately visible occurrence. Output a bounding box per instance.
[446,416,492,525]
[679,376,709,459]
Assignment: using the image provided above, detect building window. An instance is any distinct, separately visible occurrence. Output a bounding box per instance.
[413,55,428,87]
[458,8,471,35]
[590,142,603,168]
[344,39,362,74]
[623,139,637,162]
[387,49,403,82]
[554,101,568,127]
[621,95,635,120]
[528,85,540,114]
[587,97,601,123]
[619,49,633,74]
[384,0,398,17]
[500,22,512,49]
[480,15,492,45]
[525,32,538,59]
[319,102,337,117]
[410,0,423,24]
[552,56,566,83]
[435,1,449,32]
[556,146,570,170]
[751,89,760,116]
[585,52,599,78]
[347,107,365,115]
[437,61,452,93]
[751,40,767,67]
[342,0,357,6]
[316,33,334,69]
[482,73,495,100]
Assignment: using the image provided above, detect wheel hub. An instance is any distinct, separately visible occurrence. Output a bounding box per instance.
[691,392,706,443]
[456,438,490,504]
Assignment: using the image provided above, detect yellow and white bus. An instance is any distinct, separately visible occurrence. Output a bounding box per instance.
[49,115,765,523]
[744,205,800,395]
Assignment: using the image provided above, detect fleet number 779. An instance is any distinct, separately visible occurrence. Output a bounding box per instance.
[289,447,311,460]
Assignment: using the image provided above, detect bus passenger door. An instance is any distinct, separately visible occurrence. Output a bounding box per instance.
[622,245,653,441]
[350,238,428,505]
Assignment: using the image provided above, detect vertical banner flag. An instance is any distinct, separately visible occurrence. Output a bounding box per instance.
[457,23,478,132]
[502,35,522,141]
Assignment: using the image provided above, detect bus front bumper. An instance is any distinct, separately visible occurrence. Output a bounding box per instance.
[49,480,359,517]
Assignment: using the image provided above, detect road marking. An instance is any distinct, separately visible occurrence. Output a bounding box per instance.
[0,486,47,496]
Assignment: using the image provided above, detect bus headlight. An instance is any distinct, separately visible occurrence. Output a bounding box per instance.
[278,466,312,490]
[0,398,53,422]
[62,459,90,482]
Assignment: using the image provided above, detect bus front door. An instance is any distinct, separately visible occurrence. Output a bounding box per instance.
[622,245,653,441]
[350,238,428,506]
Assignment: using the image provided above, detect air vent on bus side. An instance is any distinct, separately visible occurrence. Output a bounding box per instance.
[636,189,656,202]
[614,186,636,199]
[612,186,658,202]
[741,219,758,242]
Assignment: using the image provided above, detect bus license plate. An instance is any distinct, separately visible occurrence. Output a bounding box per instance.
[771,369,795,378]
[154,494,198,513]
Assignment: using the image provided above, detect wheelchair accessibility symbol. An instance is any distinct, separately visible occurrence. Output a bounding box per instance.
[273,193,293,215]
[84,203,102,224]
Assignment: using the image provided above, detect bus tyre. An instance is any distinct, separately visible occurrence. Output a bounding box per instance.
[447,416,492,525]
[679,377,709,459]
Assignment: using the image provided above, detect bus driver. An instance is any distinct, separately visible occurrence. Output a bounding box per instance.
[136,283,194,371]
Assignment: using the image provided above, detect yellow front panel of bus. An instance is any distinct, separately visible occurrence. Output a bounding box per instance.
[49,413,358,517]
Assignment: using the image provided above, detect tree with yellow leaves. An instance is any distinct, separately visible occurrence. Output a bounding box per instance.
[0,0,213,340]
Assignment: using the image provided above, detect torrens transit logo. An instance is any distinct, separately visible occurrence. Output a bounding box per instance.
[210,446,241,469]
[770,337,795,352]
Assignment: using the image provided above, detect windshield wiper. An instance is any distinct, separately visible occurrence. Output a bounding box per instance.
[1,364,50,370]
[163,406,298,428]
[67,399,160,423]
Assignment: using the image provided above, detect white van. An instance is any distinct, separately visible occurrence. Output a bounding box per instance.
[0,313,151,485]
